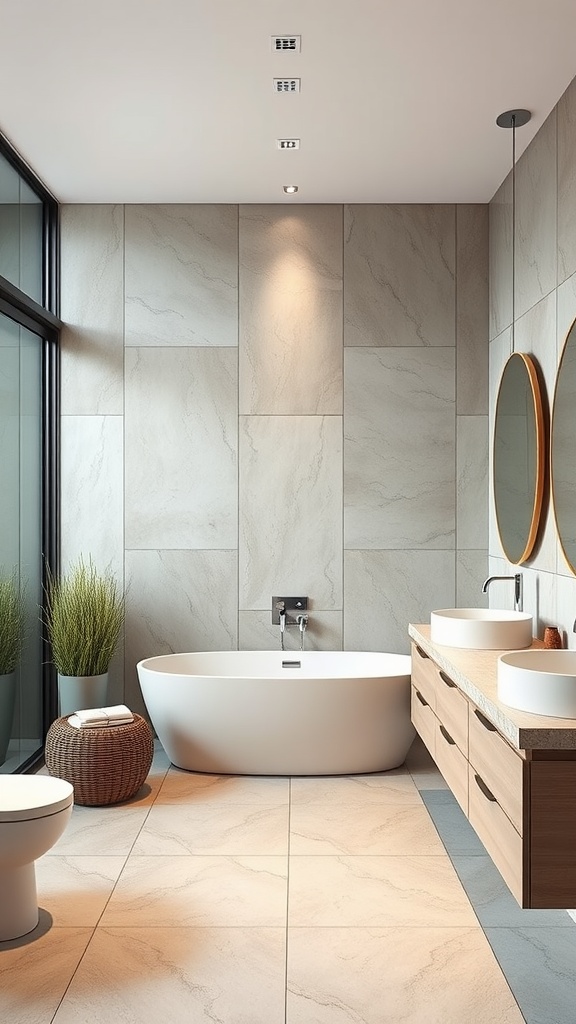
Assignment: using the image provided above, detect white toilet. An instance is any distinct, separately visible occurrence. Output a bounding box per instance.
[0,775,74,941]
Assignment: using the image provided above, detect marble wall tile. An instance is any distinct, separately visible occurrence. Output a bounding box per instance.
[558,76,576,285]
[239,415,342,610]
[125,347,237,549]
[60,415,124,579]
[457,416,488,550]
[556,574,576,649]
[344,204,456,348]
[238,610,343,651]
[344,348,455,549]
[457,205,489,415]
[343,550,455,654]
[489,173,512,341]
[344,203,456,348]
[239,205,342,415]
[60,205,124,415]
[557,272,576,355]
[515,108,557,320]
[124,549,238,714]
[125,204,238,347]
[457,551,489,608]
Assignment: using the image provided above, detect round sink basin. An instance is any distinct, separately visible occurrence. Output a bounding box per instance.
[430,608,533,650]
[498,649,576,718]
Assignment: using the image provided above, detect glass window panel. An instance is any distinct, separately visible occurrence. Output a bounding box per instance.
[0,151,43,304]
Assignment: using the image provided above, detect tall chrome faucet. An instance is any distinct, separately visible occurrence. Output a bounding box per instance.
[481,573,523,612]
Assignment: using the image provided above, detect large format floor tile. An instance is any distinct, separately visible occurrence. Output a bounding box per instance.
[47,803,152,857]
[53,927,286,1024]
[287,926,523,1024]
[290,772,422,806]
[100,855,288,927]
[35,855,127,927]
[289,802,447,856]
[132,800,289,855]
[157,769,290,805]
[0,926,93,1024]
[288,855,477,927]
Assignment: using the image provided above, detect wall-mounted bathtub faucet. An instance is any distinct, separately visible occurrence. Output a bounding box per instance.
[481,573,523,613]
[272,596,309,651]
[296,613,308,651]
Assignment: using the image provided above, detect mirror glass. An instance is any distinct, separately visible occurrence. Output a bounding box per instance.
[552,319,576,572]
[493,352,545,564]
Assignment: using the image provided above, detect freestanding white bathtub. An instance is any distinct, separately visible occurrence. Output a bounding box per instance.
[137,650,415,775]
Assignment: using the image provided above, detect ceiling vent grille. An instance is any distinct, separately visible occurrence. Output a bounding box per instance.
[273,78,301,93]
[277,139,300,150]
[272,35,301,52]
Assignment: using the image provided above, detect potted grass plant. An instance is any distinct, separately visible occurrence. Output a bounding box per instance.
[44,556,124,716]
[0,569,25,764]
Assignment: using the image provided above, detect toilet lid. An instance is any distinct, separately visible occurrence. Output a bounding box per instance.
[0,775,74,821]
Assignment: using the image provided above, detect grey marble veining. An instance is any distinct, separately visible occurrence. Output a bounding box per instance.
[124,548,238,715]
[484,927,576,1024]
[457,416,488,551]
[125,204,238,347]
[514,108,557,320]
[239,205,342,414]
[489,173,512,341]
[344,347,455,549]
[344,204,456,348]
[125,346,237,549]
[344,550,455,654]
[456,205,489,415]
[60,415,124,580]
[558,76,576,285]
[457,551,489,609]
[239,415,342,610]
[557,272,576,356]
[60,205,124,415]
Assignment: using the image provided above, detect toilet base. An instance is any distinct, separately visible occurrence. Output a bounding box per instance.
[0,863,39,941]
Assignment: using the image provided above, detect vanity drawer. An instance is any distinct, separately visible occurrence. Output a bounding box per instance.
[468,764,525,906]
[411,643,437,710]
[411,685,436,758]
[434,668,468,755]
[468,705,525,834]
[434,718,468,815]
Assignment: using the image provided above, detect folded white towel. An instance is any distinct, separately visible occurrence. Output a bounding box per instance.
[75,704,133,724]
[66,705,134,729]
[67,713,134,729]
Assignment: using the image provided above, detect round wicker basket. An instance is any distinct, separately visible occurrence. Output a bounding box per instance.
[45,714,154,806]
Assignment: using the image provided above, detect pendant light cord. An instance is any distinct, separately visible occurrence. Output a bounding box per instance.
[511,112,516,353]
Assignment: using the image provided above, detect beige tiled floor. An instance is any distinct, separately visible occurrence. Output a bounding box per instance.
[0,741,524,1023]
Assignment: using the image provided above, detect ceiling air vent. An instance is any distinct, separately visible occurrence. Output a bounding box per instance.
[273,78,301,93]
[277,139,300,150]
[272,35,301,53]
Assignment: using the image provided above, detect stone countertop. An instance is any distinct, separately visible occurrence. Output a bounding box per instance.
[409,623,576,752]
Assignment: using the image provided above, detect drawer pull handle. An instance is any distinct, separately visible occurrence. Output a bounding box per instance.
[415,689,428,707]
[474,773,497,802]
[474,708,497,732]
[415,645,429,660]
[439,724,455,745]
[439,670,457,689]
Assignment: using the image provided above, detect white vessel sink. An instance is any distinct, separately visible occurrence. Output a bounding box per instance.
[498,650,576,718]
[430,608,533,650]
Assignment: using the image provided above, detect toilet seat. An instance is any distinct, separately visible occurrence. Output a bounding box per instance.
[0,776,73,822]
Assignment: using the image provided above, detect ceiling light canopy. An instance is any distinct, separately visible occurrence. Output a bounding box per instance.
[283,185,298,194]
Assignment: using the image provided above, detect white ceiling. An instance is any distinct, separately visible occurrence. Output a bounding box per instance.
[1,0,576,204]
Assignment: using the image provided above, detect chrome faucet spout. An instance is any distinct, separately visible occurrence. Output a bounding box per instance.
[481,573,523,613]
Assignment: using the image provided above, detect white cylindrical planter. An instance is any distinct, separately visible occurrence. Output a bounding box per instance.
[58,673,108,716]
[0,672,17,765]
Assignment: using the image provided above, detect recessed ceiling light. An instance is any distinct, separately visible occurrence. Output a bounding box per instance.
[277,139,300,150]
[283,185,298,194]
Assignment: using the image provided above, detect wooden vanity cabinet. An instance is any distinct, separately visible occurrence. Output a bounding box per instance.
[410,639,576,909]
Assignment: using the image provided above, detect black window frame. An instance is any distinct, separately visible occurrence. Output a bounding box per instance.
[0,130,61,767]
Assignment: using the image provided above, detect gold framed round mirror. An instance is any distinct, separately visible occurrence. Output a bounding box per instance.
[552,318,576,573]
[493,352,545,564]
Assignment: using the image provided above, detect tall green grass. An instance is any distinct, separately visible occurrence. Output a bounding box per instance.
[0,569,24,675]
[45,557,124,677]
